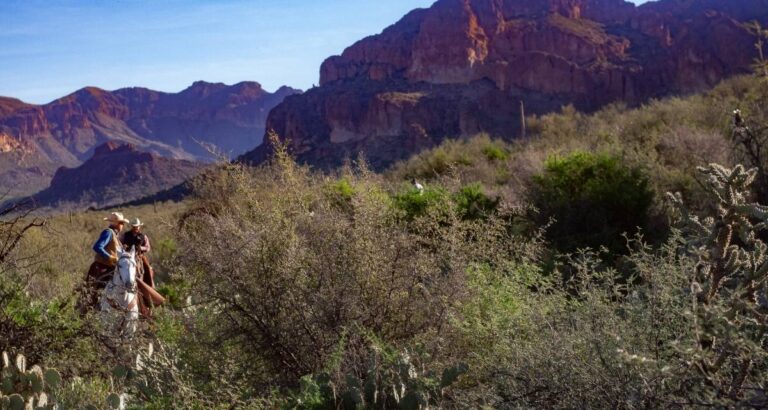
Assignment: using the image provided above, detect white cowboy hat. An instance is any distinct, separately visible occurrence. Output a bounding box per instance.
[130,218,144,227]
[104,212,129,224]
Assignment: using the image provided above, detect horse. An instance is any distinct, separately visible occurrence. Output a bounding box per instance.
[99,246,140,339]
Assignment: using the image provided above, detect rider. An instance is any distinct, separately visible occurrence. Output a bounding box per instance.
[84,212,129,309]
[121,218,152,282]
[121,218,156,316]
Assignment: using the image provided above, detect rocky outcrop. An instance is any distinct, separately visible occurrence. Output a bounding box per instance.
[244,0,768,170]
[29,142,205,210]
[0,82,300,197]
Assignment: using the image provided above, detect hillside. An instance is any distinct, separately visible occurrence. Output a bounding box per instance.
[243,0,768,169]
[389,74,767,200]
[0,82,300,198]
[28,142,205,210]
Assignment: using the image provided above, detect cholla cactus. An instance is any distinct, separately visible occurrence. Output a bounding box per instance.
[730,108,768,204]
[667,164,768,400]
[0,352,62,410]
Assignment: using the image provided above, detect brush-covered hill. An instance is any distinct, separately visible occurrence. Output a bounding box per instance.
[388,74,768,212]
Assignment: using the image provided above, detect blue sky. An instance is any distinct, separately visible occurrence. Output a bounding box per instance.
[0,0,648,104]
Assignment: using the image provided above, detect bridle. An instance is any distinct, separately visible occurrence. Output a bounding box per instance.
[118,253,138,293]
[106,252,138,312]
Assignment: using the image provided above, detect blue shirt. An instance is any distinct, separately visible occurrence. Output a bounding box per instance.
[93,229,114,259]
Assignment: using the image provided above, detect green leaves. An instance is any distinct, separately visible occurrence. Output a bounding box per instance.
[454,184,499,221]
[529,151,655,255]
[393,185,449,221]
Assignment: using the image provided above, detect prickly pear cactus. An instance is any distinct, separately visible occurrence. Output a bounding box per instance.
[667,163,768,400]
[0,351,61,409]
[296,348,467,410]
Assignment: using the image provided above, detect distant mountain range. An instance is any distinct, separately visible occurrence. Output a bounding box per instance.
[0,81,300,198]
[27,141,204,210]
[242,0,768,169]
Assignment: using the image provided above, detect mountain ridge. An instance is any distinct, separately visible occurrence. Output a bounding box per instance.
[28,141,205,210]
[0,81,300,198]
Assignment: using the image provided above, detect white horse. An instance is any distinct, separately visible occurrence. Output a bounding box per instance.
[99,246,140,339]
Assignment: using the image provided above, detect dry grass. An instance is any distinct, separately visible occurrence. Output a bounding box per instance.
[16,201,187,300]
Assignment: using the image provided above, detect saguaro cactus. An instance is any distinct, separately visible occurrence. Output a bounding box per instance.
[668,164,768,400]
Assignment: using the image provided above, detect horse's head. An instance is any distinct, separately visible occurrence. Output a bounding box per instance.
[116,246,138,290]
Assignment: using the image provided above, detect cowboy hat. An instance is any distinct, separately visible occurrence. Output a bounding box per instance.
[104,212,129,224]
[130,218,144,227]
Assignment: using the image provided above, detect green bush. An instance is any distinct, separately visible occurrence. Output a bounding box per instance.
[528,151,654,254]
[454,184,499,220]
[481,144,509,161]
[326,178,356,212]
[392,186,449,221]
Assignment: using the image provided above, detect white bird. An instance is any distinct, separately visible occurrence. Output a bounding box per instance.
[412,178,425,194]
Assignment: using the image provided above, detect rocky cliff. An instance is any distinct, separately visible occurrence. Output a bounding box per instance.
[0,82,300,197]
[243,0,768,169]
[29,142,205,210]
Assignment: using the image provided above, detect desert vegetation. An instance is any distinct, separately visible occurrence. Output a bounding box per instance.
[1,73,768,408]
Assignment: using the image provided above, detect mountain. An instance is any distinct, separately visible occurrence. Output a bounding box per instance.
[28,142,205,210]
[242,0,768,169]
[0,82,300,198]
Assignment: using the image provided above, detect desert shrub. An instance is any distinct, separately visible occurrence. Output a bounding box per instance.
[389,135,511,183]
[173,140,533,399]
[465,244,695,408]
[528,151,655,255]
[448,163,768,408]
[155,279,190,311]
[392,186,450,221]
[481,143,508,161]
[454,183,499,221]
[325,177,356,212]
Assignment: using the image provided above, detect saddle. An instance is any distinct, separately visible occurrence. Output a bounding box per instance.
[80,256,165,319]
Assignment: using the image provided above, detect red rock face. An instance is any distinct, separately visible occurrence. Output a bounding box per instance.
[248,0,768,170]
[0,82,300,197]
